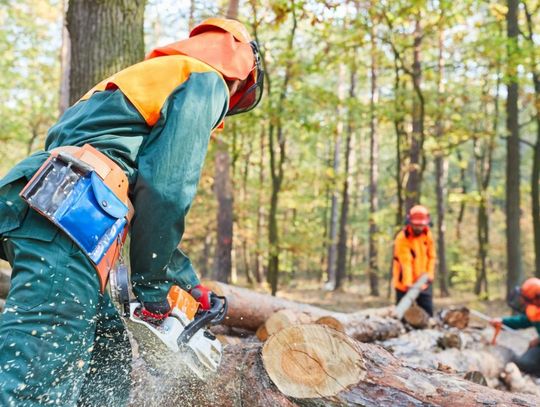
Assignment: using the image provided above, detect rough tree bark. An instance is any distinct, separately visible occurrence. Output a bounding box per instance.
[66,0,145,104]
[505,0,523,294]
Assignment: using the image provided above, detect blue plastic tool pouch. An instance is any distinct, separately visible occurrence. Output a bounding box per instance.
[20,153,128,264]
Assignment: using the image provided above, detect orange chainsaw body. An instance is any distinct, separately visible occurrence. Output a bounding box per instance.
[167,286,199,321]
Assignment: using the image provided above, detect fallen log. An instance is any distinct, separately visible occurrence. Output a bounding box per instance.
[205,281,403,342]
[130,324,539,406]
[382,328,515,380]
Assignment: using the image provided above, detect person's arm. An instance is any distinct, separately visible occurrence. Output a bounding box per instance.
[395,235,414,289]
[426,230,436,282]
[129,72,228,304]
[501,314,532,330]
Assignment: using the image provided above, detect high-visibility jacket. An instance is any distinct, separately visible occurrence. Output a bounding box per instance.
[392,226,436,292]
[0,55,229,304]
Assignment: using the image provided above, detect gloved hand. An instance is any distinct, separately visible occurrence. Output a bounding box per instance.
[489,318,502,329]
[134,299,171,325]
[190,284,213,310]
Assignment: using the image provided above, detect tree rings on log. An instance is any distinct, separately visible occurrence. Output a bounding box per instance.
[262,324,366,398]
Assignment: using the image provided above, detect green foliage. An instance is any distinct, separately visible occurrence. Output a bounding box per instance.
[0,0,61,172]
[3,0,540,298]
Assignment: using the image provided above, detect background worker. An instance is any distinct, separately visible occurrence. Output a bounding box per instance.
[490,278,540,377]
[393,205,437,316]
[0,18,263,406]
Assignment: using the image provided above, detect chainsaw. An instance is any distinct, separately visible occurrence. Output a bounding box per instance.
[108,265,227,379]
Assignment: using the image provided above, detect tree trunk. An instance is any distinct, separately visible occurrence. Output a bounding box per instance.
[212,0,240,283]
[435,22,450,297]
[524,4,540,278]
[214,140,233,283]
[456,148,468,241]
[368,22,380,296]
[59,0,70,115]
[325,103,341,289]
[505,0,523,295]
[66,0,145,104]
[255,128,265,283]
[267,5,297,295]
[226,0,239,19]
[404,16,425,212]
[393,52,405,226]
[336,65,355,290]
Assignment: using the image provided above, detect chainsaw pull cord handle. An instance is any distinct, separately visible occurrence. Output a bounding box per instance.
[177,293,228,345]
[491,322,502,345]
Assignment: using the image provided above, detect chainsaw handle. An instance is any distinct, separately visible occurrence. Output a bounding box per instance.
[177,294,228,345]
[209,293,228,325]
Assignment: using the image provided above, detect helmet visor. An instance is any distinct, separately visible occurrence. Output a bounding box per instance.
[227,41,264,116]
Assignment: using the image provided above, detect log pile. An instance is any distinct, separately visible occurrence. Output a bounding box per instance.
[2,272,539,404]
[206,281,404,342]
[130,324,540,406]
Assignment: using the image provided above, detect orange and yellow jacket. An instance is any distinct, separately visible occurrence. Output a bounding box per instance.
[392,226,436,292]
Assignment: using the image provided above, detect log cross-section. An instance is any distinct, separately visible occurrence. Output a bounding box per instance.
[262,324,365,398]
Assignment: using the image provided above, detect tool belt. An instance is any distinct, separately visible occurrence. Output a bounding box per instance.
[20,144,134,292]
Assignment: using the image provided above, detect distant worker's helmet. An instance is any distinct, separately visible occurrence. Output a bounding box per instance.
[190,18,264,116]
[408,205,430,227]
[521,278,540,305]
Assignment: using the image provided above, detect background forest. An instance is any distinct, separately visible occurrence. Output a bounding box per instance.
[1,0,539,302]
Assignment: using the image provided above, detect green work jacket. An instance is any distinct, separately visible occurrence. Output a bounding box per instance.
[0,55,229,303]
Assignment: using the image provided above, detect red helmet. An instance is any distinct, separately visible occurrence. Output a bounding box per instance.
[409,205,430,226]
[147,17,264,116]
[521,278,540,304]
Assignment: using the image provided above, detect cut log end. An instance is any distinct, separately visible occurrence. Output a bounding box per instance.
[262,324,366,398]
[441,307,470,329]
[404,304,430,329]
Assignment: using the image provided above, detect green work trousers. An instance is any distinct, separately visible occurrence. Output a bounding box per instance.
[0,180,132,406]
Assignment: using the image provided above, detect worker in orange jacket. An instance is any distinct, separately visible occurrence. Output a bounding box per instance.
[490,278,540,376]
[392,205,436,316]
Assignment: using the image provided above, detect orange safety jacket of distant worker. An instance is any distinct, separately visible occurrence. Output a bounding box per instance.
[392,226,436,292]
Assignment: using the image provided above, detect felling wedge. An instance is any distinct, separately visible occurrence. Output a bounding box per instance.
[109,265,227,379]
